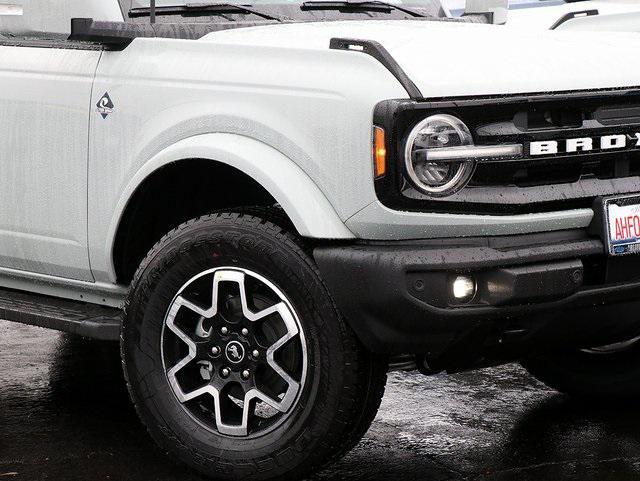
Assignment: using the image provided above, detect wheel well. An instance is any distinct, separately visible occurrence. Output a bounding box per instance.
[113,159,282,284]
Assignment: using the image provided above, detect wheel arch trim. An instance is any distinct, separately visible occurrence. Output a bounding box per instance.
[104,133,355,282]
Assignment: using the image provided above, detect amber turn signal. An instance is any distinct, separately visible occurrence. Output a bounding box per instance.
[373,126,386,178]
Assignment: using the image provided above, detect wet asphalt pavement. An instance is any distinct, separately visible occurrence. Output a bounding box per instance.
[2,320,640,481]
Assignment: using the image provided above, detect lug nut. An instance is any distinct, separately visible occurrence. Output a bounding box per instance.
[241,370,251,380]
[211,346,220,356]
[221,367,230,378]
[220,327,229,335]
[252,350,259,358]
[241,328,249,336]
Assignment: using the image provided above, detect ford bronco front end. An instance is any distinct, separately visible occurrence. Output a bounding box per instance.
[317,89,640,372]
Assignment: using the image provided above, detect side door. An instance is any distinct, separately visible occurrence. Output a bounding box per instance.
[0,39,100,281]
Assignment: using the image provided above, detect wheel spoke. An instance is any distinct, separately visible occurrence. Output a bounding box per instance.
[173,383,218,404]
[213,389,250,436]
[265,339,300,411]
[242,299,284,322]
[174,295,215,318]
[172,268,247,320]
[236,275,282,322]
[255,302,301,412]
[165,299,198,379]
[246,387,291,414]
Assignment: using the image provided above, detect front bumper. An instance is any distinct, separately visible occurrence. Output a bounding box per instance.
[314,229,640,366]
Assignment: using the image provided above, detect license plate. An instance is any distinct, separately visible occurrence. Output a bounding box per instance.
[604,195,640,256]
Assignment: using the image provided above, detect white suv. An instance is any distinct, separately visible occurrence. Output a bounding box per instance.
[2,1,640,480]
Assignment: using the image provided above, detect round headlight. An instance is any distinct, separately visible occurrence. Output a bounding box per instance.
[404,114,475,197]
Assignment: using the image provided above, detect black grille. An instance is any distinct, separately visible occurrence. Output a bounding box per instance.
[373,88,640,215]
[472,151,640,188]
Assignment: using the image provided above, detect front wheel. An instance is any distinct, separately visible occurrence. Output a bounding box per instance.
[523,337,640,399]
[121,212,387,480]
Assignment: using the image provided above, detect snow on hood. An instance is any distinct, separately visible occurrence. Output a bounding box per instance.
[203,20,640,98]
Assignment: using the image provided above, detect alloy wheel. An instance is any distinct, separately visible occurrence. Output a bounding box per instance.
[161,267,307,437]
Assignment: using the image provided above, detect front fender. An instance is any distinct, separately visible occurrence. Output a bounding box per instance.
[101,133,354,281]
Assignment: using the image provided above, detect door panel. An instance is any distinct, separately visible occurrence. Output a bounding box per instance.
[0,44,99,280]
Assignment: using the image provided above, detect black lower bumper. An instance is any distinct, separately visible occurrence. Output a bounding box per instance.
[314,230,640,366]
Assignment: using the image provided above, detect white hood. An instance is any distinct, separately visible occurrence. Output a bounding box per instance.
[204,20,640,98]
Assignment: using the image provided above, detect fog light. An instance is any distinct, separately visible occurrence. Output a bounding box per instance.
[452,276,476,303]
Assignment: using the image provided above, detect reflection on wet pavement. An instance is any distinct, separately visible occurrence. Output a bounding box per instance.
[2,320,640,481]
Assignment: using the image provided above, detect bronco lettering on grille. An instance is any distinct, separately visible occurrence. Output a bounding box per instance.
[530,133,640,156]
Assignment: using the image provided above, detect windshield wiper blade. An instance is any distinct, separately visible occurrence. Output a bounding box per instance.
[301,0,427,17]
[130,2,284,22]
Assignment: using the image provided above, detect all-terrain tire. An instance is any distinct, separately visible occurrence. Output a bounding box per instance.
[121,212,387,480]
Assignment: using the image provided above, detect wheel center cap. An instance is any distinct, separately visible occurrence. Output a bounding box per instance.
[225,341,245,364]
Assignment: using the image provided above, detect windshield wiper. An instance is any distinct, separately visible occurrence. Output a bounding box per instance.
[301,0,427,17]
[130,2,284,22]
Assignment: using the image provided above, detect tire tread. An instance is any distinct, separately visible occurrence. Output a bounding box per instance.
[121,211,387,480]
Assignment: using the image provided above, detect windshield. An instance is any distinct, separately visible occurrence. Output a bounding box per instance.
[129,0,444,7]
[122,0,452,24]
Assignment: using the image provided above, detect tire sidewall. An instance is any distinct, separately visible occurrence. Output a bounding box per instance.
[122,218,350,471]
